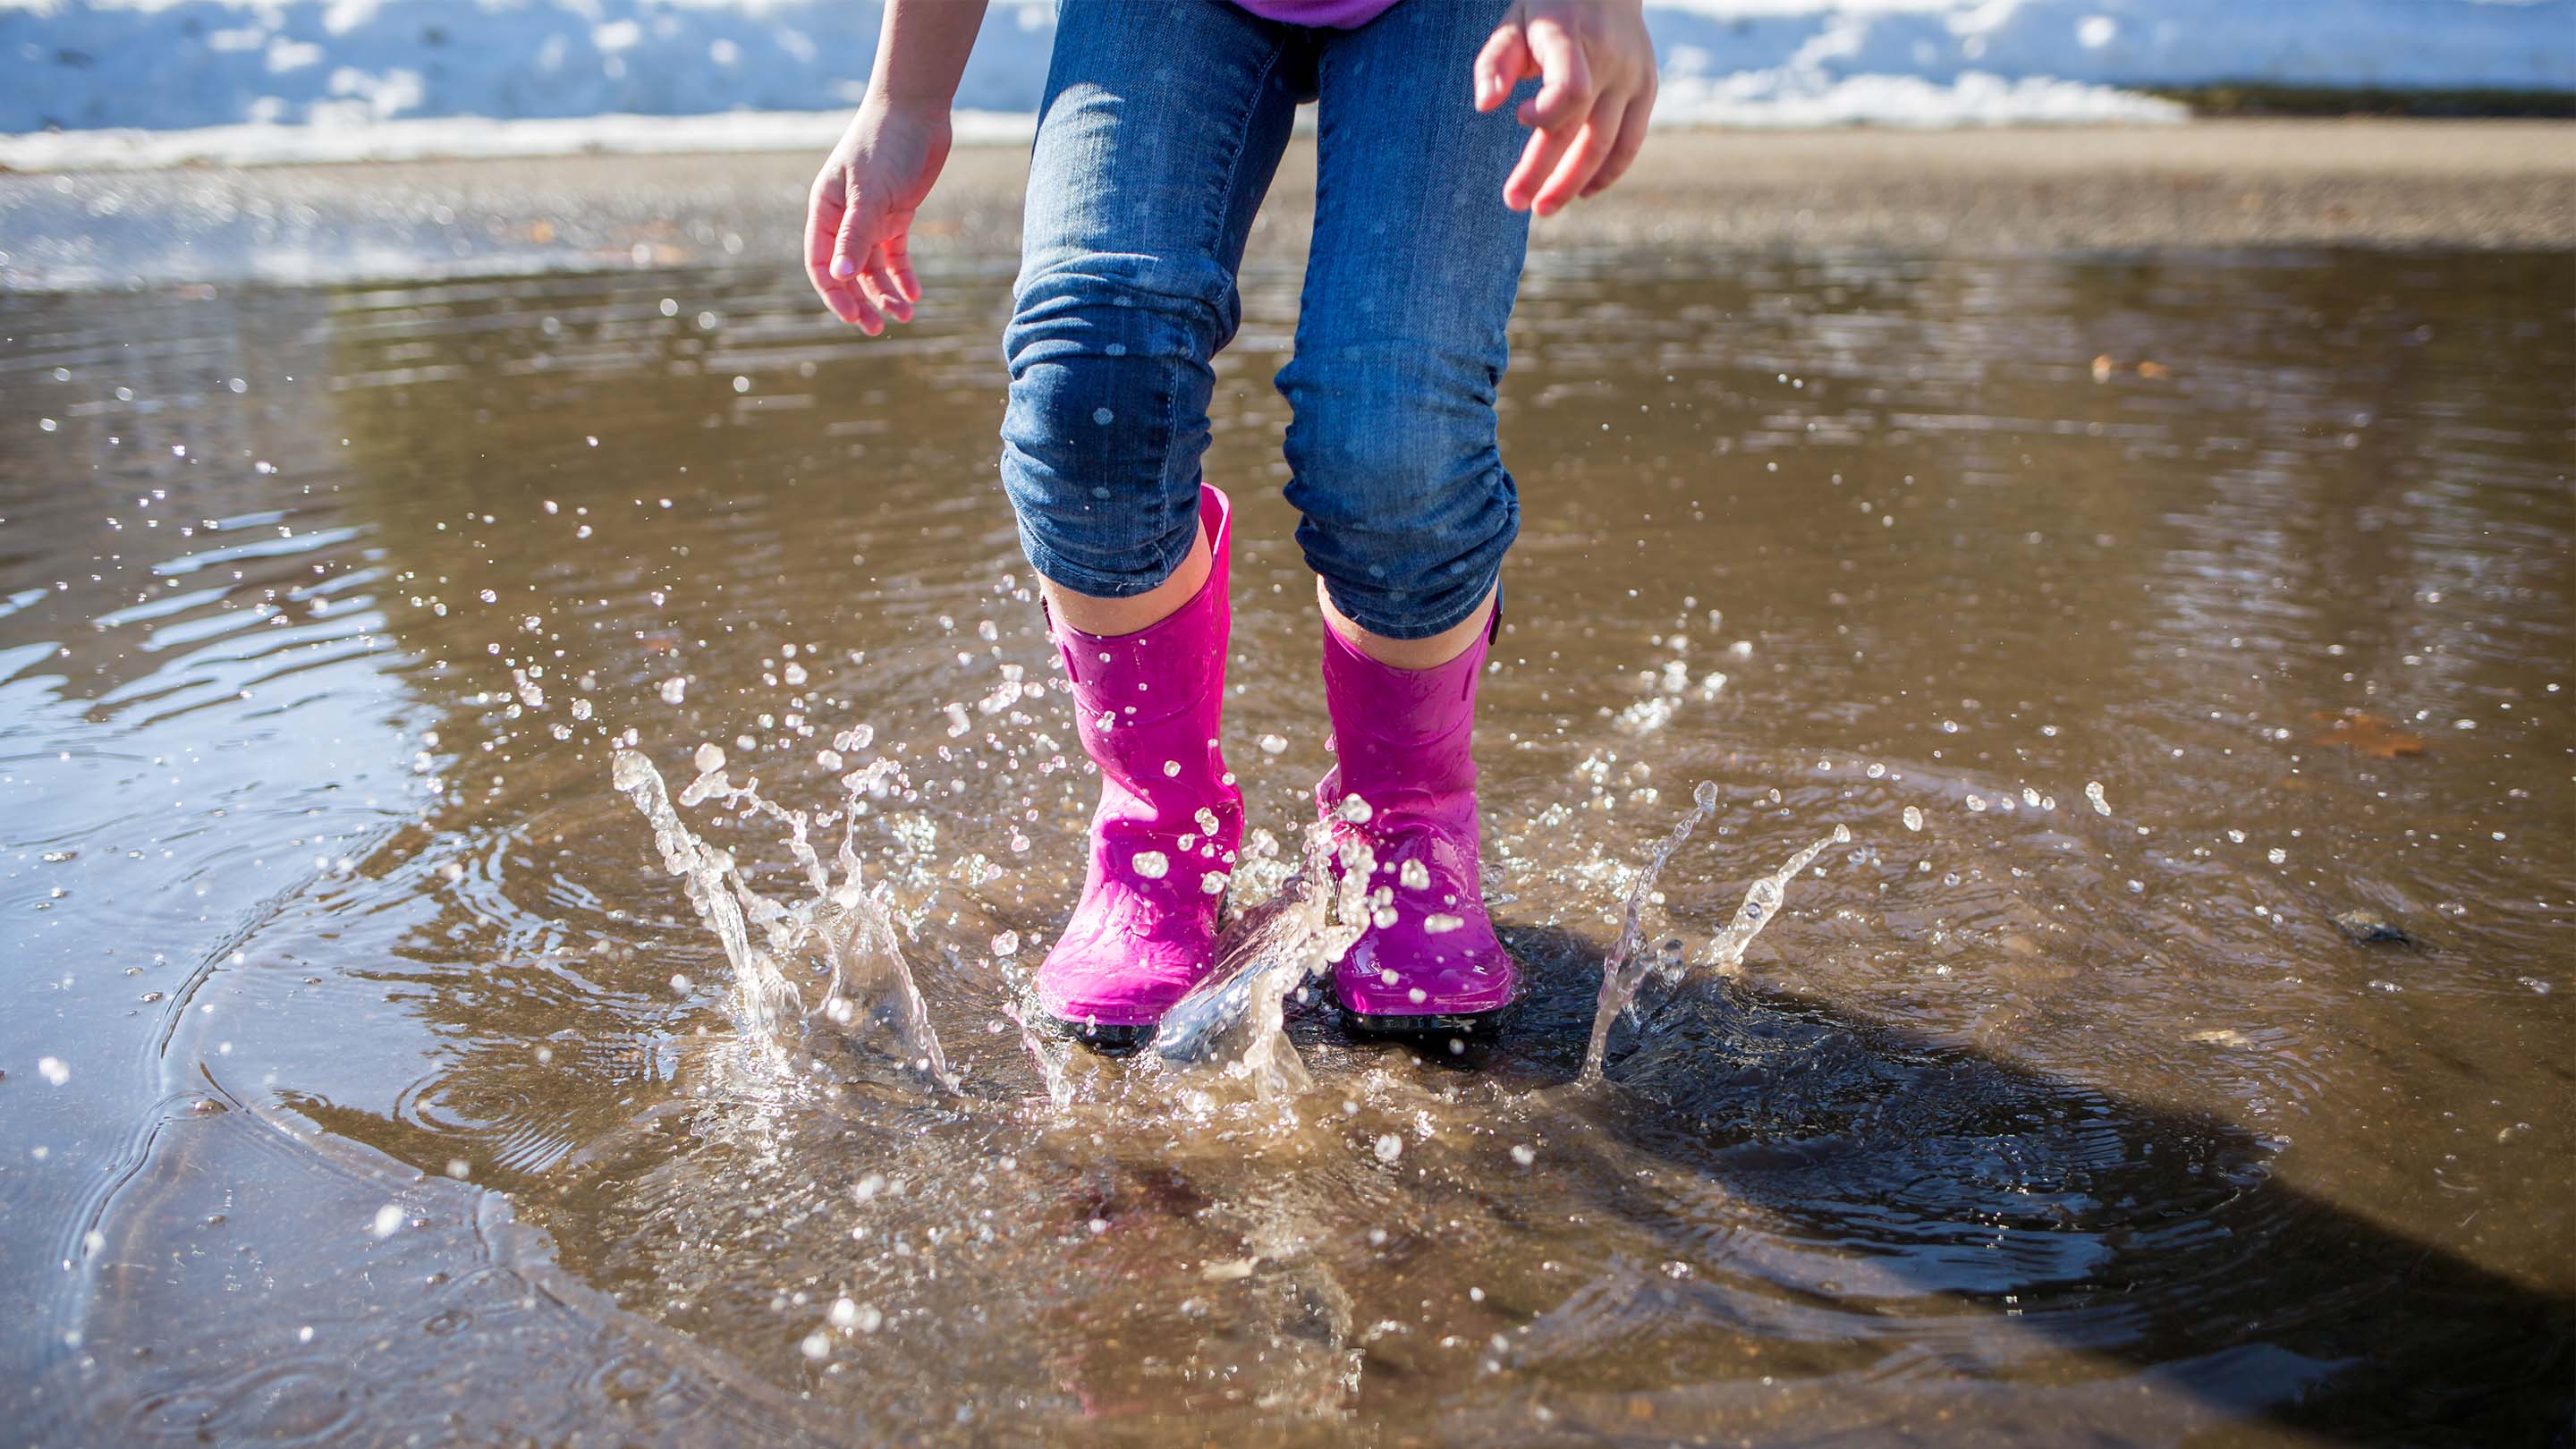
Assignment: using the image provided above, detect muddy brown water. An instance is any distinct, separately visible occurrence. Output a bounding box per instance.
[1,248,2569,1446]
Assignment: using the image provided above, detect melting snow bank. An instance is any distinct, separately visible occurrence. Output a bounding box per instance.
[0,0,2567,170]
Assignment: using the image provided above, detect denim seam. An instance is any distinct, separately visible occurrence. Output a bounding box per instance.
[1161,29,1291,538]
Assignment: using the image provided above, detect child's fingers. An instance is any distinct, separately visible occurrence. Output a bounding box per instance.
[1503,122,1573,214]
[883,230,921,304]
[805,185,867,326]
[860,245,912,324]
[1580,92,1653,198]
[829,188,888,335]
[1472,18,1530,112]
[1530,95,1622,215]
[1513,19,1593,131]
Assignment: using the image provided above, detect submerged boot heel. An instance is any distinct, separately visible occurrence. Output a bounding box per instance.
[1315,609,1518,1035]
[1031,486,1245,1048]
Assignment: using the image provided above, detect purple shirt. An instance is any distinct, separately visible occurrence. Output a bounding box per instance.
[1231,0,1400,29]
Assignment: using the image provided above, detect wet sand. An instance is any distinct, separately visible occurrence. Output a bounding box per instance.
[3,120,2572,289]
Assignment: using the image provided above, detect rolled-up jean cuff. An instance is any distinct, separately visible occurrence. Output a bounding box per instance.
[1320,562,1502,641]
[1013,514,1198,602]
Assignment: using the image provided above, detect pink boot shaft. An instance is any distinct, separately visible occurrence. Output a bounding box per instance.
[1034,486,1243,1041]
[1315,614,1517,1026]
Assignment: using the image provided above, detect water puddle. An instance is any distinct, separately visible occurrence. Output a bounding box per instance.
[2,248,2567,1445]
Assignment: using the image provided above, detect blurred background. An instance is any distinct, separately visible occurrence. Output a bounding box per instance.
[4,0,2572,169]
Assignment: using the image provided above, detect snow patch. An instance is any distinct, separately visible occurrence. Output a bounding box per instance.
[0,0,2565,169]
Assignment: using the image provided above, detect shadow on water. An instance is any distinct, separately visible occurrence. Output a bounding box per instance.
[1491,924,2576,1445]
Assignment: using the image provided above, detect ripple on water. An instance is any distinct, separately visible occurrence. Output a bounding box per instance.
[12,251,2570,1446]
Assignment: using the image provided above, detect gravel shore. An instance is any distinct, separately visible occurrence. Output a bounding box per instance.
[4,120,2569,289]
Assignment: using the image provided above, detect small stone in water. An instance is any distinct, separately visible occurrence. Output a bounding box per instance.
[1132,851,1170,879]
[2333,909,2419,947]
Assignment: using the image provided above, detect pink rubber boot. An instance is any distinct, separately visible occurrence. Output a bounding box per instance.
[1034,485,1244,1049]
[1315,611,1517,1032]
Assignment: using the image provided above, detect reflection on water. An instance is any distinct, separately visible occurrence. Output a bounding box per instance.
[1,248,2569,1445]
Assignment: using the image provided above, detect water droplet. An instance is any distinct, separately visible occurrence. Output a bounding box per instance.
[1374,1134,1402,1163]
[1902,806,1924,832]
[1424,913,1466,935]
[658,676,688,705]
[1199,871,1229,896]
[1258,733,1287,756]
[693,742,725,773]
[1132,851,1170,879]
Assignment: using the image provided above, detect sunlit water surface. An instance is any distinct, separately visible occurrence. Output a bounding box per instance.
[1,250,2569,1446]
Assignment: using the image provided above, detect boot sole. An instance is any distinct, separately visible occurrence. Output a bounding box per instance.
[1339,1006,1506,1039]
[1031,1012,1156,1055]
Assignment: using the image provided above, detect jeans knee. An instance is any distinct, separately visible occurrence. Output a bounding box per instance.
[1280,347,1516,640]
[999,258,1232,597]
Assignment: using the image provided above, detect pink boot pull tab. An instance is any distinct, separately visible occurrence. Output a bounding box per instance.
[1032,485,1243,1049]
[1315,609,1518,1031]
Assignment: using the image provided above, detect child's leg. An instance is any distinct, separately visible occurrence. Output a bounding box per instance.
[1005,0,1309,1043]
[1282,0,1531,660]
[1002,0,1308,632]
[1288,2,1534,1030]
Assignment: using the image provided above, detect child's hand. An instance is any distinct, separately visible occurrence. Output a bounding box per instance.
[804,99,952,333]
[1472,0,1657,216]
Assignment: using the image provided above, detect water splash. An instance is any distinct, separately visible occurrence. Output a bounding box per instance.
[612,749,954,1093]
[1582,781,1725,1079]
[1685,822,1852,984]
[1582,786,1851,1081]
[1151,819,1376,1097]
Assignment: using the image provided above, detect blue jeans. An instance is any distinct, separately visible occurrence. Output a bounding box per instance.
[1001,0,1531,640]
